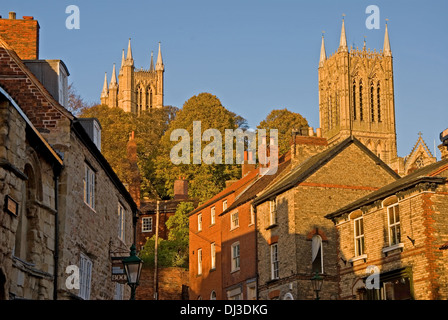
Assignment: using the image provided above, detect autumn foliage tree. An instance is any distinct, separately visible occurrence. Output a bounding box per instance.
[257,108,309,156]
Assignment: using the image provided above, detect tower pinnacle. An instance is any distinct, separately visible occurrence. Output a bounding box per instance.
[156,42,164,71]
[150,51,155,71]
[339,15,348,52]
[101,72,108,98]
[126,38,134,65]
[110,63,118,87]
[383,20,392,57]
[319,33,326,67]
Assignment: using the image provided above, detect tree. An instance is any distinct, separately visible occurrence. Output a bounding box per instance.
[153,92,247,202]
[67,83,93,116]
[78,104,178,199]
[139,201,194,268]
[257,108,309,156]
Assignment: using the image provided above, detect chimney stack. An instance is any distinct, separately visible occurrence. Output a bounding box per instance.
[0,12,40,60]
[174,178,189,200]
[290,127,328,167]
[242,150,256,177]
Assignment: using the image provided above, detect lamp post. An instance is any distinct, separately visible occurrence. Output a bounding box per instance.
[122,244,143,300]
[311,272,323,300]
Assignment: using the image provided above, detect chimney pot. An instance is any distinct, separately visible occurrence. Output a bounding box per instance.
[9,12,16,19]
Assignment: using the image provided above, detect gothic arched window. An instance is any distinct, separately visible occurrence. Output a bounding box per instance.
[377,82,381,122]
[328,95,332,130]
[370,82,375,123]
[311,235,323,274]
[352,80,357,120]
[359,80,363,121]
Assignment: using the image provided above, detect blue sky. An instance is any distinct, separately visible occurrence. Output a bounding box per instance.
[2,0,448,158]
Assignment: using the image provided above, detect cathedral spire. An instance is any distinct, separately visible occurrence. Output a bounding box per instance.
[156,42,164,71]
[383,20,392,57]
[126,38,134,65]
[339,15,348,52]
[101,72,108,98]
[121,49,125,68]
[110,63,118,87]
[150,51,155,71]
[319,33,326,67]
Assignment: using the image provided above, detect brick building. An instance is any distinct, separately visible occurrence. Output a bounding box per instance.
[253,134,399,300]
[326,155,448,300]
[188,166,259,300]
[0,12,138,300]
[219,152,291,300]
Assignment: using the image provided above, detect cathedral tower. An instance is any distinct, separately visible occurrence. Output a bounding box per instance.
[101,39,164,115]
[318,19,397,165]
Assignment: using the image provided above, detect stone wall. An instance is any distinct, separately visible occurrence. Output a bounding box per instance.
[0,100,57,299]
[136,267,189,300]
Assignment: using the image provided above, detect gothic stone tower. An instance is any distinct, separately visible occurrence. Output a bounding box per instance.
[101,39,164,115]
[318,19,397,165]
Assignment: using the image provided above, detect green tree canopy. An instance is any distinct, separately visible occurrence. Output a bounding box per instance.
[153,92,247,202]
[257,108,309,156]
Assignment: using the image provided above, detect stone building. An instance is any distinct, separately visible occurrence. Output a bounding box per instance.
[100,39,164,115]
[0,88,63,300]
[325,155,448,300]
[253,134,400,300]
[0,12,138,300]
[319,19,398,166]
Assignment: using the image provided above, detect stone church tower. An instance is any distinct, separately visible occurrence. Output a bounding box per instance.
[318,19,397,165]
[101,39,164,114]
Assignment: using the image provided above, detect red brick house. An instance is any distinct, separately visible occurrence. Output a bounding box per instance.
[188,166,259,300]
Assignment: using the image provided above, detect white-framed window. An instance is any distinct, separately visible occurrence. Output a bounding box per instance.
[354,217,365,256]
[142,217,153,232]
[223,199,227,211]
[114,283,124,300]
[227,287,242,300]
[83,163,95,210]
[269,199,277,225]
[387,204,401,246]
[197,248,202,275]
[250,205,255,225]
[231,242,240,272]
[211,242,216,270]
[270,243,279,280]
[118,203,125,242]
[211,206,216,225]
[231,211,239,229]
[311,235,323,274]
[198,213,202,232]
[79,253,92,300]
[210,290,217,300]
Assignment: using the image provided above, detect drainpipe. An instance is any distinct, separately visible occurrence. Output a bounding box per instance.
[53,166,61,300]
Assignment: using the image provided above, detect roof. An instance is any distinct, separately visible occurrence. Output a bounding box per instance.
[72,119,139,213]
[188,168,259,217]
[253,136,400,206]
[140,198,199,214]
[325,158,448,221]
[0,85,63,170]
[222,157,291,215]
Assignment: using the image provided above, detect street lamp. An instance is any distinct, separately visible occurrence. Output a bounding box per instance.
[311,272,323,300]
[122,244,143,300]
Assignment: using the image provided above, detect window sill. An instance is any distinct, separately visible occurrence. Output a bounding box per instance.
[349,254,367,264]
[382,243,404,256]
[84,201,96,213]
[231,268,240,274]
[230,225,240,231]
[266,223,278,231]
